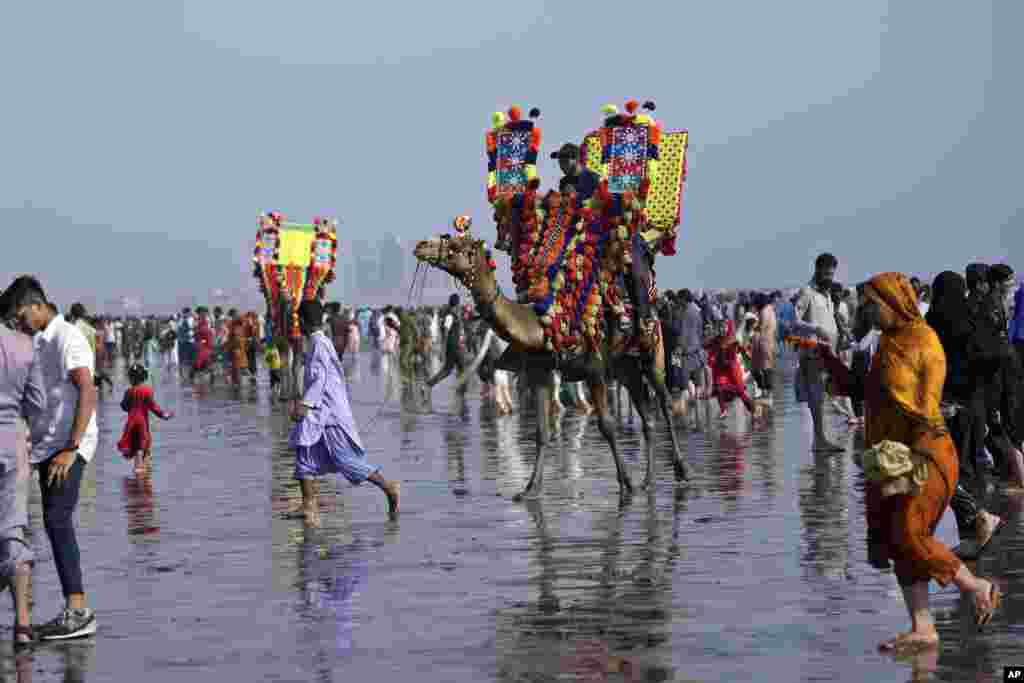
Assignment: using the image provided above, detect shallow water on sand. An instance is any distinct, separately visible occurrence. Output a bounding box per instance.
[2,350,1021,682]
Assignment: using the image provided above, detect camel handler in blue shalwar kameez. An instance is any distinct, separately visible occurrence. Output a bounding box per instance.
[288,300,400,527]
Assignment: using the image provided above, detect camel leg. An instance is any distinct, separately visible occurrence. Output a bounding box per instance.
[590,378,633,495]
[514,371,553,501]
[622,370,656,490]
[645,362,689,483]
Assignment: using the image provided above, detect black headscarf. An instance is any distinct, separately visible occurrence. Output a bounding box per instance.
[927,271,999,399]
[926,272,971,347]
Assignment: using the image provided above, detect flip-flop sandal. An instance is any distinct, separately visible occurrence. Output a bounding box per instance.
[976,579,1002,629]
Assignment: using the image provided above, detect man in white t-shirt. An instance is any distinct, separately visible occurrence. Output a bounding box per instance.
[7,276,98,640]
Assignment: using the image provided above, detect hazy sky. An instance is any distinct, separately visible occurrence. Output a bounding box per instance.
[2,1,1020,312]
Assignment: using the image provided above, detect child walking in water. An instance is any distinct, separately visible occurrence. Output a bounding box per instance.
[705,320,757,420]
[118,363,174,473]
[264,341,284,401]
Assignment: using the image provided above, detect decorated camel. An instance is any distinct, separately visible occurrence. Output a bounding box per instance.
[252,211,339,396]
[414,102,690,499]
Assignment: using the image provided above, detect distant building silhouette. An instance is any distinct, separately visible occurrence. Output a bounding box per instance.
[377,235,405,294]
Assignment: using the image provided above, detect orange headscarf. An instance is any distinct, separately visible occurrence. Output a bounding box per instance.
[863,272,947,435]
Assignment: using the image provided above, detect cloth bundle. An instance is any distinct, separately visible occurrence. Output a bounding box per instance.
[862,440,930,497]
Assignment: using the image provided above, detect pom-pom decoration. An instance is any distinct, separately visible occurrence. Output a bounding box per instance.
[592,99,663,197]
[254,212,339,341]
[486,104,542,205]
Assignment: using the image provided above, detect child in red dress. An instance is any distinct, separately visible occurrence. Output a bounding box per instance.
[118,364,174,473]
[704,320,756,419]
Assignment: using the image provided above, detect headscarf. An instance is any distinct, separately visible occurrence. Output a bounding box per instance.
[926,271,975,400]
[925,271,971,351]
[863,272,946,434]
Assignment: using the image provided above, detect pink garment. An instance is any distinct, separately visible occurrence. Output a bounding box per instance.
[380,315,400,355]
[752,305,777,371]
[344,322,360,355]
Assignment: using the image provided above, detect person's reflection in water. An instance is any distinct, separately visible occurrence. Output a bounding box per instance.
[798,452,851,581]
[15,641,95,683]
[380,349,400,405]
[560,415,587,485]
[297,528,369,669]
[122,473,159,537]
[492,413,526,497]
[443,416,467,494]
[753,417,780,500]
[716,432,750,507]
[368,349,382,378]
[341,354,360,386]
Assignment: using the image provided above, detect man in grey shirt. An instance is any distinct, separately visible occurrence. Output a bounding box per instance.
[675,290,708,430]
[793,253,842,452]
[0,286,46,646]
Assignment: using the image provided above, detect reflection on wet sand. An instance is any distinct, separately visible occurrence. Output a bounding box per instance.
[444,415,468,494]
[716,432,750,507]
[799,452,851,581]
[294,527,368,667]
[481,413,528,497]
[496,492,687,681]
[123,473,160,537]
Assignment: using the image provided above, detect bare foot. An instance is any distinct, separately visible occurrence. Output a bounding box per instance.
[878,631,938,653]
[384,481,400,519]
[974,577,1001,627]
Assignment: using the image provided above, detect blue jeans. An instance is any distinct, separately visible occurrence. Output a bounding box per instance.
[37,454,86,597]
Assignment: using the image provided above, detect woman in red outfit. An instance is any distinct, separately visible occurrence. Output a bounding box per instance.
[190,308,215,383]
[705,320,755,419]
[118,364,173,473]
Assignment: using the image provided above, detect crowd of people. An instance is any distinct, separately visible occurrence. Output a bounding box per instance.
[0,252,1021,654]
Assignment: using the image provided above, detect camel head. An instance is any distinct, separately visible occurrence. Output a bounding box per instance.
[414,232,486,285]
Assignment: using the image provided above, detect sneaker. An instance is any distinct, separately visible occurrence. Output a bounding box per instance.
[37,608,97,641]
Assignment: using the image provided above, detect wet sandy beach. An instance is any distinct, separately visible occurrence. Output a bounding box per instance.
[2,349,1020,682]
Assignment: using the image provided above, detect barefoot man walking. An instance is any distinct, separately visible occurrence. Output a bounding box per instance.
[794,253,843,452]
[289,301,399,526]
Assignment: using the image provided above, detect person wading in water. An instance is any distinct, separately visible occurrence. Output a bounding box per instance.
[289,301,399,526]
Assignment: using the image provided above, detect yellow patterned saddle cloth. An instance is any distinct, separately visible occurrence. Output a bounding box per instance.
[862,440,929,497]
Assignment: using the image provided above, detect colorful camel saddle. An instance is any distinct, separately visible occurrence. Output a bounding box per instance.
[253,212,338,339]
[487,101,687,355]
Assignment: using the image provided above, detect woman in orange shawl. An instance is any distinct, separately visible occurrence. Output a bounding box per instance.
[820,273,1001,652]
[226,309,250,386]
